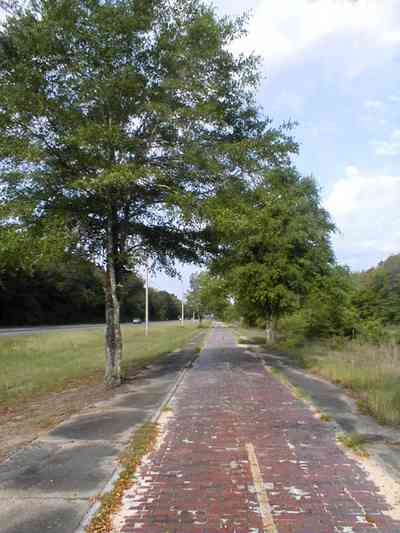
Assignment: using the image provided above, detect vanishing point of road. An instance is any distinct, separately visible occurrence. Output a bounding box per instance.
[113,325,400,533]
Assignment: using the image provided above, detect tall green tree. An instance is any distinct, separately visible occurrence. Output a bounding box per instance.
[186,271,231,321]
[209,167,335,340]
[354,254,400,324]
[0,0,295,385]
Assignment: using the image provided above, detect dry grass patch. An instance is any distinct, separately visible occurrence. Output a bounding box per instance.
[290,340,400,426]
[0,323,199,408]
[86,422,159,533]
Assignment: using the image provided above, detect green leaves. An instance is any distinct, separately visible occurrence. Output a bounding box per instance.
[208,166,336,325]
[1,0,291,276]
[186,271,231,319]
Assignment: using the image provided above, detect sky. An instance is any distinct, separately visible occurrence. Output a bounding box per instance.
[2,1,400,297]
[158,0,400,297]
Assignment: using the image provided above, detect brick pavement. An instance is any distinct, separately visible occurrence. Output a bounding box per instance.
[113,326,400,533]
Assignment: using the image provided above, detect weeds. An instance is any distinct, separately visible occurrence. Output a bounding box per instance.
[291,385,311,401]
[319,413,332,422]
[86,422,159,533]
[337,432,369,458]
[268,366,289,384]
[197,320,211,329]
[285,339,400,426]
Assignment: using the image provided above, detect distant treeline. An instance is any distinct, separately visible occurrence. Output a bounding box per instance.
[0,255,181,326]
[353,254,400,325]
[187,252,400,346]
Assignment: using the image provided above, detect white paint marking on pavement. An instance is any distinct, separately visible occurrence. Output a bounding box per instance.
[245,442,278,533]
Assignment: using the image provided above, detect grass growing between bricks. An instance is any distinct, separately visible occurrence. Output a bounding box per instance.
[86,422,159,533]
[0,323,200,408]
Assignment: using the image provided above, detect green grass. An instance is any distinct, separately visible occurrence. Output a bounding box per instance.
[268,365,289,384]
[0,323,200,407]
[235,326,266,346]
[337,432,369,457]
[291,385,311,401]
[286,339,400,426]
[235,324,400,426]
[197,320,212,329]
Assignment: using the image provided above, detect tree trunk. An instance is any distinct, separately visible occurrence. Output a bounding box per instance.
[104,224,122,387]
[265,312,276,343]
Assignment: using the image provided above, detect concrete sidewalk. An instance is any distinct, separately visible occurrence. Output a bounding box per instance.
[0,334,203,533]
[113,326,400,533]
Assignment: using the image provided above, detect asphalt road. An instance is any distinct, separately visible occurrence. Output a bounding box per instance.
[0,320,183,337]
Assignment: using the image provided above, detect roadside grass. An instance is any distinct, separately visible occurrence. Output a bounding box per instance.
[234,326,267,346]
[197,320,212,329]
[234,324,400,427]
[337,432,370,458]
[289,340,400,426]
[268,365,289,384]
[0,323,200,408]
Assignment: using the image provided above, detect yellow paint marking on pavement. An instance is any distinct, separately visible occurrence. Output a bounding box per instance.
[245,442,278,533]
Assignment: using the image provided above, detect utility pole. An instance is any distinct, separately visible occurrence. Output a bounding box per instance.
[145,258,149,336]
[181,279,184,327]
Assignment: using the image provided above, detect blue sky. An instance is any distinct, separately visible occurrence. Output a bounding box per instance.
[157,0,400,297]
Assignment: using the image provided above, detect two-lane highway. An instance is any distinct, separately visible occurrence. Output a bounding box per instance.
[0,320,183,336]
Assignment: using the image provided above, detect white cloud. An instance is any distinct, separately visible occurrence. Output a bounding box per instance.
[324,166,400,269]
[372,130,400,156]
[228,0,399,74]
[364,99,385,112]
[382,30,400,43]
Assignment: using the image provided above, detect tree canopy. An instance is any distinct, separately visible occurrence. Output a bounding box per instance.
[354,254,400,325]
[186,271,231,321]
[207,166,335,339]
[0,0,296,384]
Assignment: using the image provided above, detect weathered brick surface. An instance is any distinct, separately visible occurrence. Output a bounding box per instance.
[114,327,400,533]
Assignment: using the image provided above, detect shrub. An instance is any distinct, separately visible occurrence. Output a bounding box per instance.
[255,317,266,330]
[355,318,389,345]
[279,311,309,348]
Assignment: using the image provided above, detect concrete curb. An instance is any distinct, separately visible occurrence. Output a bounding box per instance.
[75,333,206,533]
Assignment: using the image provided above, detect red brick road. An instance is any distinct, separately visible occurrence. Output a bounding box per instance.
[114,326,400,533]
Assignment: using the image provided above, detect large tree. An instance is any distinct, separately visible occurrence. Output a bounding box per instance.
[209,167,335,340]
[354,254,400,325]
[0,0,295,385]
[186,271,231,321]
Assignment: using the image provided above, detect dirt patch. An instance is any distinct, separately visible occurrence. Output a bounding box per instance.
[0,331,204,464]
[0,373,145,463]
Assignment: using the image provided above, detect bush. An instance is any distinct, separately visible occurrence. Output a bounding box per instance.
[389,328,400,345]
[255,317,266,330]
[279,311,309,348]
[355,318,390,345]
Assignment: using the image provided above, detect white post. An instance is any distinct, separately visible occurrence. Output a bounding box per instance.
[181,280,184,327]
[145,258,149,336]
